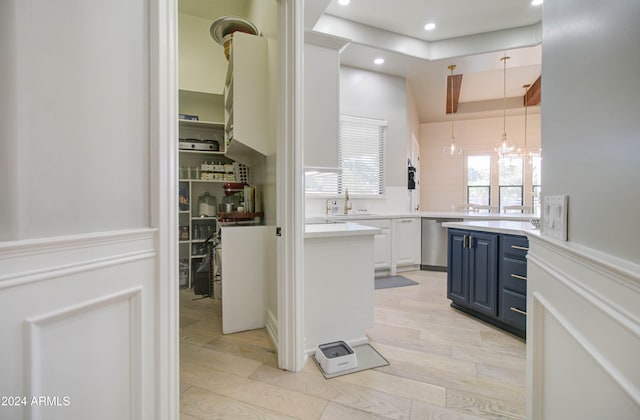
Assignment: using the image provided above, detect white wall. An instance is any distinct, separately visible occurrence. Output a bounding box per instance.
[526,3,640,418]
[249,0,280,343]
[542,0,640,264]
[1,1,169,418]
[178,13,227,95]
[1,0,150,241]
[305,66,412,216]
[419,113,541,211]
[340,66,407,187]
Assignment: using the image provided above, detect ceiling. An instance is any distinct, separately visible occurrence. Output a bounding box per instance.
[178,0,543,123]
[311,0,542,123]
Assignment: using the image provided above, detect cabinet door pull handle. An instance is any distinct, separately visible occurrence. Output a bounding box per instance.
[510,273,527,281]
[468,235,473,248]
[463,235,468,248]
[511,245,529,251]
[510,307,527,316]
[400,219,413,223]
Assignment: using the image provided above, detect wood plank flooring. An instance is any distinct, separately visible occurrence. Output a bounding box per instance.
[180,270,526,419]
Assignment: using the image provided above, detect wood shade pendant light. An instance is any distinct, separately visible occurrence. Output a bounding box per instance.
[519,83,541,161]
[515,83,531,160]
[494,56,516,156]
[443,64,463,156]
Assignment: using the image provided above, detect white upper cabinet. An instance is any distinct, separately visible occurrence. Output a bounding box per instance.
[303,32,349,170]
[224,32,272,163]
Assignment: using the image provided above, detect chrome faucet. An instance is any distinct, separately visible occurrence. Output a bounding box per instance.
[343,188,352,214]
[325,198,332,216]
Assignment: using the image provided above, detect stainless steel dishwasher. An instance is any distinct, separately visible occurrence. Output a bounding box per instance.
[421,218,462,271]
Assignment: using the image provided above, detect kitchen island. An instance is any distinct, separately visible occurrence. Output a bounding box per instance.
[441,220,539,338]
[304,222,381,354]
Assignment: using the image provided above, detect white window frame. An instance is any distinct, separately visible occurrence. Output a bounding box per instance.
[464,151,541,214]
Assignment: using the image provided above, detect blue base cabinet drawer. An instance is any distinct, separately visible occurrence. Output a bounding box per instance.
[502,258,527,294]
[501,289,527,331]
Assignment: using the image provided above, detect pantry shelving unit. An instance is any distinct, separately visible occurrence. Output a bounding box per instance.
[178,119,234,290]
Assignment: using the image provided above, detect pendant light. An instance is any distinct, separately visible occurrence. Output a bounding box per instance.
[443,64,462,156]
[520,83,532,161]
[494,56,515,156]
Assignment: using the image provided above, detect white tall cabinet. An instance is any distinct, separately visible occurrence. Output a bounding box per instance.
[224,32,272,164]
[303,32,348,169]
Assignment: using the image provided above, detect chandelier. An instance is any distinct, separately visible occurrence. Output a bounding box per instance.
[494,56,516,156]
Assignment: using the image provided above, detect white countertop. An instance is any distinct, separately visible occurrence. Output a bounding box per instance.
[442,220,541,236]
[305,211,537,224]
[304,221,382,239]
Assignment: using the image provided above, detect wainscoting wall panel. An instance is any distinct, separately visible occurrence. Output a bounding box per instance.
[526,234,640,419]
[0,229,157,420]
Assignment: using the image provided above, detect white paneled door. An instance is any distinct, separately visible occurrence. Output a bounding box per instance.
[0,0,177,419]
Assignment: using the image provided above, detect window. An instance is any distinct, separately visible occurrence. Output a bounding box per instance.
[305,115,386,196]
[532,156,542,214]
[499,156,524,211]
[339,115,386,195]
[467,155,491,205]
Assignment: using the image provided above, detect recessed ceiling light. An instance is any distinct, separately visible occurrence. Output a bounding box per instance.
[374,58,385,65]
[424,22,436,31]
[531,0,543,5]
[338,0,350,6]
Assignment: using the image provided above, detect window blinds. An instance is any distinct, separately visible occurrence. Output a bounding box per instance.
[338,115,387,196]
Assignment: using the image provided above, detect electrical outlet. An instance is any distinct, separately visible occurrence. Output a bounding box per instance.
[542,195,568,241]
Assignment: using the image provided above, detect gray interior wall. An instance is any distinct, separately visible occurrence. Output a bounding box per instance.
[0,0,150,240]
[542,0,640,263]
[340,66,408,188]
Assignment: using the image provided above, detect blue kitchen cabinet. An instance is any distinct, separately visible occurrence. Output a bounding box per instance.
[499,234,529,335]
[447,229,498,317]
[447,229,468,303]
[447,229,527,338]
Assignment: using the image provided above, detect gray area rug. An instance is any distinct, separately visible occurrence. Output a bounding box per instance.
[312,343,390,379]
[375,275,419,289]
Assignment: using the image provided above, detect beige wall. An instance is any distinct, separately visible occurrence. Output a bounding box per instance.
[419,112,541,211]
[178,13,227,95]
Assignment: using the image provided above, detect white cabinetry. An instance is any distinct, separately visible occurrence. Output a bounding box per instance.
[393,217,421,270]
[220,225,268,334]
[349,217,421,275]
[224,32,271,164]
[304,226,377,352]
[351,218,391,271]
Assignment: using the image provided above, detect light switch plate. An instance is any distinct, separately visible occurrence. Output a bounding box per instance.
[542,195,568,241]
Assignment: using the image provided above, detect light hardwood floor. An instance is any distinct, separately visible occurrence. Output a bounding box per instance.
[180,270,526,419]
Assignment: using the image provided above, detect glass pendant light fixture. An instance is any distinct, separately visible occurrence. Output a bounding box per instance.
[443,64,463,156]
[494,56,515,156]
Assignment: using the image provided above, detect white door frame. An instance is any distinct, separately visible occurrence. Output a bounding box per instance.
[276,0,305,372]
[150,0,179,417]
[158,0,306,383]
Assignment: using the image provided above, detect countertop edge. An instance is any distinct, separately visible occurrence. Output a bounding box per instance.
[304,222,382,239]
[305,211,537,224]
[442,220,539,236]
